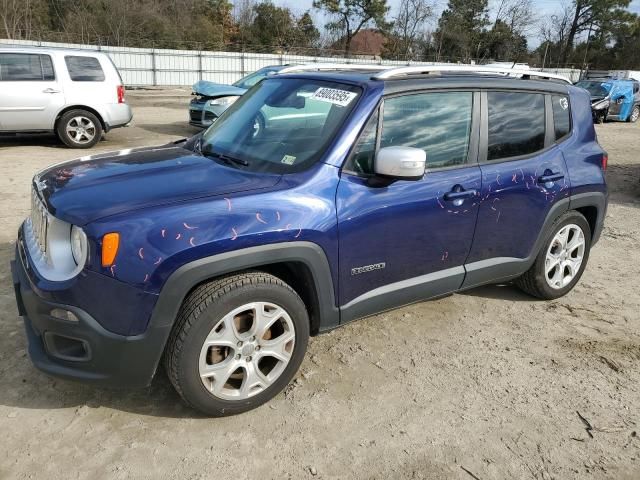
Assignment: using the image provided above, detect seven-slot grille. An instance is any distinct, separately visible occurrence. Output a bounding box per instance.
[30,186,49,256]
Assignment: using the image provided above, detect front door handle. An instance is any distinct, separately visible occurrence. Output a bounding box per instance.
[537,172,564,184]
[42,88,61,94]
[443,188,477,202]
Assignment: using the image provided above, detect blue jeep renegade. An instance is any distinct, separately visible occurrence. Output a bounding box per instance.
[11,66,608,416]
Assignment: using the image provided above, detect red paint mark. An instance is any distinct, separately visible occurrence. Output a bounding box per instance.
[154,257,162,265]
[231,227,238,240]
[183,222,197,230]
[138,248,144,260]
[294,228,302,238]
[436,196,445,209]
[441,251,449,261]
[143,274,150,283]
[161,229,166,238]
[256,213,268,224]
[110,265,116,277]
[276,211,281,221]
[224,197,232,211]
[175,233,182,240]
[189,237,196,247]
[511,173,517,183]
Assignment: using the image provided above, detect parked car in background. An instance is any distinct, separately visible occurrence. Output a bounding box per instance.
[189,65,286,127]
[0,46,131,148]
[12,65,608,416]
[575,78,640,123]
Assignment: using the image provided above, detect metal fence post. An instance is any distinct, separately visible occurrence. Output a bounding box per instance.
[241,49,245,77]
[198,49,203,81]
[151,46,157,86]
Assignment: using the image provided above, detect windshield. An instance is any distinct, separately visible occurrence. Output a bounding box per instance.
[201,78,362,173]
[233,67,280,89]
[576,81,613,97]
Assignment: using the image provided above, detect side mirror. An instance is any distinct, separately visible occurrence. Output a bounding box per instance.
[374,146,426,180]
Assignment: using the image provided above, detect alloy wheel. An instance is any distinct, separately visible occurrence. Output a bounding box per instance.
[199,302,295,400]
[544,224,586,290]
[66,116,96,144]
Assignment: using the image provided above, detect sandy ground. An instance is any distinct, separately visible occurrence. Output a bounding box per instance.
[0,91,639,480]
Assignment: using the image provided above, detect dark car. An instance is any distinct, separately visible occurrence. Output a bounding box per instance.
[12,65,608,416]
[575,78,640,123]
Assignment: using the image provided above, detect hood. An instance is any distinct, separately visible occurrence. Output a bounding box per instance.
[192,80,247,97]
[36,144,281,225]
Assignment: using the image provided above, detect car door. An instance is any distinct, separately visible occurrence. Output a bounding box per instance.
[0,52,65,131]
[336,90,482,322]
[463,90,572,287]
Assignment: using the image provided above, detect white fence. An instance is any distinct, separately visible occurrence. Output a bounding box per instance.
[0,39,583,86]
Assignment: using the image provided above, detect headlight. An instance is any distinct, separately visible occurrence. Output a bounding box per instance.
[70,225,88,266]
[210,96,240,106]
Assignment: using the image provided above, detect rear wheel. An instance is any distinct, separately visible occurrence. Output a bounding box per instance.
[628,105,640,123]
[164,272,309,416]
[516,211,592,300]
[56,109,102,148]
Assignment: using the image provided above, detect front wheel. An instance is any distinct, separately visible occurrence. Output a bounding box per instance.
[516,211,592,300]
[164,272,309,416]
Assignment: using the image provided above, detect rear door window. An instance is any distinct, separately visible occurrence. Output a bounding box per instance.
[0,53,55,81]
[486,91,545,161]
[551,95,571,141]
[64,56,105,81]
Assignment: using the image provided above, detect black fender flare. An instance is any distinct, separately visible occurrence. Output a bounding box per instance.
[141,241,339,382]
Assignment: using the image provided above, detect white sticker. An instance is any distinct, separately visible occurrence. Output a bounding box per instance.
[281,155,296,165]
[310,87,357,107]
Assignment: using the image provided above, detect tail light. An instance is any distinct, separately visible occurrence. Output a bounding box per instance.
[117,85,125,104]
[601,152,608,171]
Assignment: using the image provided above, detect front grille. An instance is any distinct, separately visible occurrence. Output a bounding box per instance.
[30,187,49,257]
[189,110,202,122]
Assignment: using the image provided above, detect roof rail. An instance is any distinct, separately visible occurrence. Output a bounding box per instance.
[372,65,572,84]
[277,63,389,74]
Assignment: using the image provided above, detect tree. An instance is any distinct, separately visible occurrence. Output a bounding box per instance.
[385,0,434,59]
[561,0,632,62]
[313,0,390,55]
[434,0,490,62]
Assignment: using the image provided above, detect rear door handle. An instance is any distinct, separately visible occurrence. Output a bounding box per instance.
[42,88,61,94]
[443,189,477,201]
[537,172,564,183]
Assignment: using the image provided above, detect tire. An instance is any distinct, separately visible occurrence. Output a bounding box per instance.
[516,211,592,300]
[56,109,103,148]
[163,271,309,416]
[628,105,640,123]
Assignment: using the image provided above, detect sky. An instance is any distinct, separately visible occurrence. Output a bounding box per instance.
[272,0,640,49]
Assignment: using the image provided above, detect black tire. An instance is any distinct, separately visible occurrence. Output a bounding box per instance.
[163,271,309,416]
[56,109,103,148]
[628,105,640,123]
[516,211,592,300]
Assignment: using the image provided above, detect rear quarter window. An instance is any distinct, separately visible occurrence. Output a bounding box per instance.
[551,95,571,141]
[64,55,105,81]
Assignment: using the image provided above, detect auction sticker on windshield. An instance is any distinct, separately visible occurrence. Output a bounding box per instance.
[311,87,357,107]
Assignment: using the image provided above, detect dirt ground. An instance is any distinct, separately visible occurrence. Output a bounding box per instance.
[0,89,639,480]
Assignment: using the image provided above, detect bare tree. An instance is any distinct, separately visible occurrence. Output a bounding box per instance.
[389,0,435,58]
[1,0,40,39]
[493,0,536,36]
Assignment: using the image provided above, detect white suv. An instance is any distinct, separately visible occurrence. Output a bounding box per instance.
[0,46,132,148]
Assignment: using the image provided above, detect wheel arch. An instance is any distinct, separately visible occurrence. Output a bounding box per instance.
[143,241,339,382]
[54,105,106,132]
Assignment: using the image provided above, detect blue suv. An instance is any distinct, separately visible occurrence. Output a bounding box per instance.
[11,66,608,416]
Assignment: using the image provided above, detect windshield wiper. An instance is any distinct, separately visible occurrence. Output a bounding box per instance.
[201,146,249,167]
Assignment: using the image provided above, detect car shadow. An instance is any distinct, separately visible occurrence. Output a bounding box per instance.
[136,122,201,137]
[460,283,537,302]
[605,163,640,206]
[0,133,63,149]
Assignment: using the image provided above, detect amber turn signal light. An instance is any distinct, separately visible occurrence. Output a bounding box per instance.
[102,233,120,267]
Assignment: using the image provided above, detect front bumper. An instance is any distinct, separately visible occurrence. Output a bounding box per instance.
[11,239,171,388]
[188,102,220,128]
